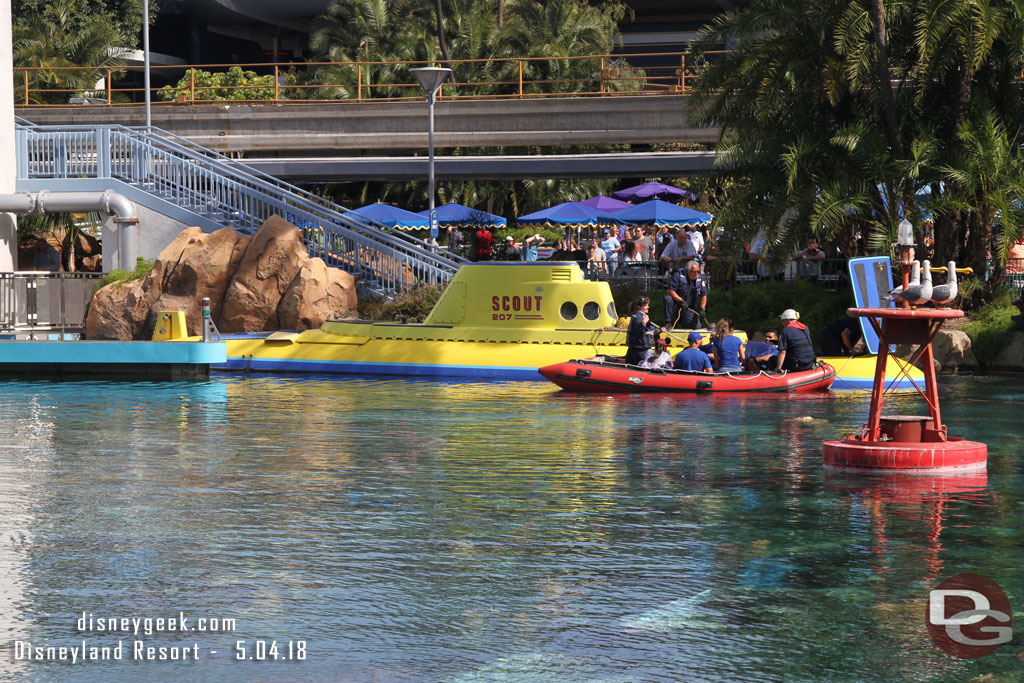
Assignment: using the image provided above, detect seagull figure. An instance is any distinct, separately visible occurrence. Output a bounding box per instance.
[930,260,958,305]
[889,260,919,300]
[891,259,932,305]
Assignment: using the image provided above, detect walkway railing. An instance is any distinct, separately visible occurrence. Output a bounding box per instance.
[15,123,467,296]
[0,272,103,337]
[14,51,729,106]
[584,258,852,294]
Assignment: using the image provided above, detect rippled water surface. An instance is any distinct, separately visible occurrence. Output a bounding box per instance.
[0,374,1022,681]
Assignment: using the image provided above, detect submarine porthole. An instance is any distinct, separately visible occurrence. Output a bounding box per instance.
[560,302,578,320]
[607,302,616,319]
[582,302,600,321]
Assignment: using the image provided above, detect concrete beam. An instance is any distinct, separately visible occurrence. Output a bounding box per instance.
[245,151,717,181]
[18,95,718,154]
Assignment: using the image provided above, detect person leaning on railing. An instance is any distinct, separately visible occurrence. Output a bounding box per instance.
[447,226,463,256]
[587,240,607,277]
[659,229,698,270]
[635,226,655,261]
[793,236,825,282]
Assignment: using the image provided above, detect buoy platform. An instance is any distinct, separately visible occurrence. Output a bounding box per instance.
[822,307,987,474]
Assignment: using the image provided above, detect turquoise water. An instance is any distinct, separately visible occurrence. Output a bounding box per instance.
[0,375,1021,681]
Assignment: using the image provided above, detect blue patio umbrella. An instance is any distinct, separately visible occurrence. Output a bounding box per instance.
[614,199,712,228]
[579,195,632,212]
[416,202,506,228]
[613,181,697,203]
[350,202,429,231]
[517,201,620,229]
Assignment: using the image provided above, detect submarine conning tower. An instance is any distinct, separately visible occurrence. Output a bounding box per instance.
[424,262,619,330]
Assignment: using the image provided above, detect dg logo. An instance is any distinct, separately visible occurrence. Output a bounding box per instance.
[927,573,1012,659]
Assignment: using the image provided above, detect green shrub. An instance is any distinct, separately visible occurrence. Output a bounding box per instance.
[95,258,154,289]
[709,279,853,340]
[964,287,1019,365]
[157,67,277,102]
[358,284,443,322]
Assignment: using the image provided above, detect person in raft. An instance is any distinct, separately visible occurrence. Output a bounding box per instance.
[777,309,817,372]
[640,337,673,369]
[625,296,666,366]
[816,316,863,356]
[674,331,714,372]
[710,317,745,373]
[744,330,780,372]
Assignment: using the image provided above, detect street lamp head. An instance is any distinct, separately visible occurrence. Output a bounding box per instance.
[411,67,454,97]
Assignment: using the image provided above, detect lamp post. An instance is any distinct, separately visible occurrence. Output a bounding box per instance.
[143,0,151,128]
[410,67,452,244]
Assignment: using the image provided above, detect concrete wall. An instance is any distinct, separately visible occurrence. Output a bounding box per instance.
[102,202,194,271]
[19,95,717,155]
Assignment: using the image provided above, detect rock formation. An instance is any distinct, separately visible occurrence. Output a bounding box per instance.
[992,332,1024,370]
[86,217,357,340]
[893,329,979,372]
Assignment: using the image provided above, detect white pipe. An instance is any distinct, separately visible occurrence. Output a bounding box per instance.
[0,190,139,270]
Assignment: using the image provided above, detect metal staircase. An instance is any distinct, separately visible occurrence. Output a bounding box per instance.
[14,119,467,296]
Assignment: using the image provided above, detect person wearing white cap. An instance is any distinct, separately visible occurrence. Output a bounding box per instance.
[502,235,520,260]
[776,309,816,372]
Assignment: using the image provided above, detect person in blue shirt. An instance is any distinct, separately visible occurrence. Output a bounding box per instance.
[522,233,543,262]
[744,329,779,372]
[674,331,713,372]
[710,317,744,372]
[600,229,622,264]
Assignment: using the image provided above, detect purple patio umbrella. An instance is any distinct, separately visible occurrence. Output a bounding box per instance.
[613,181,698,203]
[579,195,632,212]
[613,199,712,228]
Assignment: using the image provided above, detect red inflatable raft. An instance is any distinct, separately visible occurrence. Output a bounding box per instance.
[539,357,837,393]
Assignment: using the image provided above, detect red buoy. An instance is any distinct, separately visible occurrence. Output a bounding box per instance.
[822,307,987,474]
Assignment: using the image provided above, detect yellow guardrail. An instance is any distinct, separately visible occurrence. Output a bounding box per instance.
[14,51,730,107]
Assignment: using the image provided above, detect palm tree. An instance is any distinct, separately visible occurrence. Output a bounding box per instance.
[308,0,434,99]
[692,0,1024,285]
[498,0,626,95]
[940,111,1024,280]
[13,0,126,104]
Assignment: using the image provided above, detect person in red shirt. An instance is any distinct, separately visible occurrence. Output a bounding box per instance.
[475,226,494,261]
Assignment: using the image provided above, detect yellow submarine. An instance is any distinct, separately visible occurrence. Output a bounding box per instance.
[214,262,922,390]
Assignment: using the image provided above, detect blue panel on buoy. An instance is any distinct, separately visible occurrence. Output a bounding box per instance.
[847,256,895,354]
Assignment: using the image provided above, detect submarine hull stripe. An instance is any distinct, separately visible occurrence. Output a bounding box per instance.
[216,356,916,388]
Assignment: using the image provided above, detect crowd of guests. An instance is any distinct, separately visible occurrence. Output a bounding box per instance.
[457,222,843,292]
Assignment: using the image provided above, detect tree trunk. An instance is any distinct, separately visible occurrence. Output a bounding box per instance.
[932,211,959,265]
[870,0,902,158]
[970,198,994,282]
[435,0,451,64]
[498,0,504,27]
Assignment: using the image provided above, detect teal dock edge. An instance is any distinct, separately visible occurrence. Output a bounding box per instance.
[0,341,227,379]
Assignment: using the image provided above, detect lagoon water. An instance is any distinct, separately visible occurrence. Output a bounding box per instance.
[0,374,1022,681]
